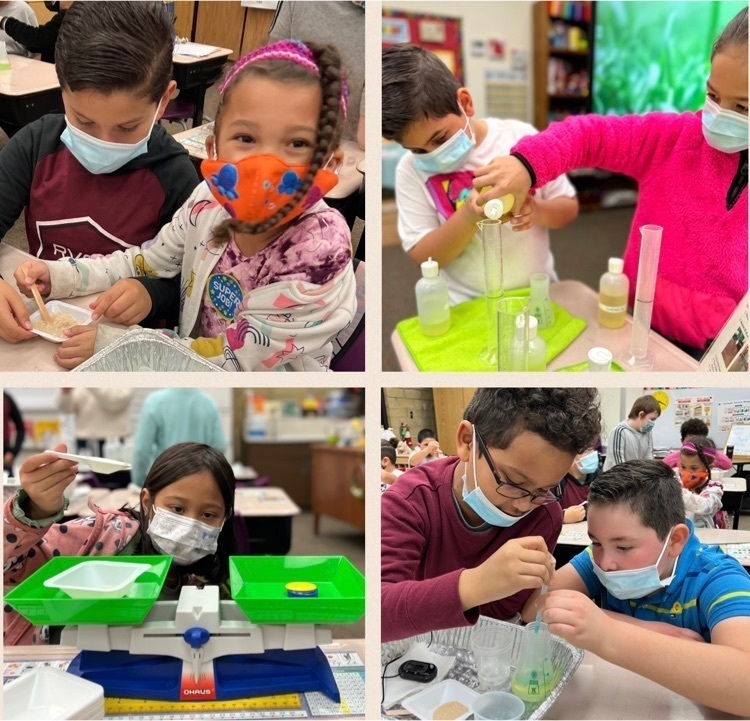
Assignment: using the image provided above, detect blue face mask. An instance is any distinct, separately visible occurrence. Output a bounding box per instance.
[702,97,748,153]
[61,106,159,175]
[591,530,677,600]
[460,425,531,527]
[641,420,656,434]
[412,111,476,174]
[575,451,599,475]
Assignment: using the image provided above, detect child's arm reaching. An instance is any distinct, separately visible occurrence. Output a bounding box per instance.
[508,195,579,234]
[682,483,723,518]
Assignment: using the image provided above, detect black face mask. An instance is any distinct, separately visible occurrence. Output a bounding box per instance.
[44,2,61,12]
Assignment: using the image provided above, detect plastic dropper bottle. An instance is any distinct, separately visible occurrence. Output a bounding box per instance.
[510,315,546,371]
[525,315,547,371]
[481,188,515,221]
[415,257,451,336]
[598,257,629,329]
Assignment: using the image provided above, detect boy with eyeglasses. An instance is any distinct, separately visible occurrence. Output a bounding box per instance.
[381,388,601,643]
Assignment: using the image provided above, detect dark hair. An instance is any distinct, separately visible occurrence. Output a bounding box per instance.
[417,428,436,444]
[680,436,716,474]
[56,2,174,102]
[464,388,601,455]
[680,418,708,442]
[627,395,661,419]
[382,44,462,141]
[381,443,396,465]
[136,443,237,585]
[589,460,685,540]
[211,41,345,241]
[712,7,748,59]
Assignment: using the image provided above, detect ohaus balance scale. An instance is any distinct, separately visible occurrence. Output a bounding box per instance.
[5,555,365,702]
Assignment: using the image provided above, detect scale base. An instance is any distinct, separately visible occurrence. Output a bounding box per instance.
[67,647,340,702]
[619,348,656,370]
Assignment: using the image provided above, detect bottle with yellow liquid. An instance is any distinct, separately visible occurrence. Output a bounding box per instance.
[510,622,558,712]
[481,189,515,222]
[598,257,629,329]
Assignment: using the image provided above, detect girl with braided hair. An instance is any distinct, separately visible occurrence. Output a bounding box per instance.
[678,437,725,528]
[16,39,357,372]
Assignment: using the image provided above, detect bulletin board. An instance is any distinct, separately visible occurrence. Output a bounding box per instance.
[725,425,750,458]
[643,388,750,450]
[382,10,464,84]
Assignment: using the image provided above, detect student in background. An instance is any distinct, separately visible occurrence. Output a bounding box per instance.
[408,428,445,467]
[556,448,599,524]
[4,443,237,645]
[382,388,601,643]
[382,44,578,306]
[0,0,37,57]
[603,395,661,471]
[475,9,748,355]
[525,460,750,718]
[381,443,403,492]
[0,1,71,63]
[0,1,198,350]
[662,419,733,469]
[130,389,226,488]
[678,438,724,528]
[3,392,24,476]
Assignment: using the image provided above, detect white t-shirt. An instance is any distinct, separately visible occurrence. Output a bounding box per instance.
[395,118,577,305]
[1,1,38,57]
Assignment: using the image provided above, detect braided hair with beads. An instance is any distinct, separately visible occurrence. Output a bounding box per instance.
[210,40,349,241]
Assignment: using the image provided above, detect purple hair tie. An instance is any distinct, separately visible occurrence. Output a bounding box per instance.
[220,39,349,119]
[682,442,717,459]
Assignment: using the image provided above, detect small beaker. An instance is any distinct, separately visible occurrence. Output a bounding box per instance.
[529,273,554,330]
[497,298,529,372]
[473,691,526,720]
[470,626,512,690]
[510,622,557,710]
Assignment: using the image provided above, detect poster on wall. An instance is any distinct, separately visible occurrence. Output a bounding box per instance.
[674,396,713,428]
[718,400,750,432]
[488,38,505,60]
[382,10,463,84]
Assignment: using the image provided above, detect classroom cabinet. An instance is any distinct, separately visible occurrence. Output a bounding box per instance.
[311,445,365,534]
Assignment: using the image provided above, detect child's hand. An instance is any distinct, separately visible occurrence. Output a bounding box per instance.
[563,504,586,523]
[19,443,78,520]
[54,325,97,370]
[90,279,153,325]
[473,156,532,213]
[463,189,488,221]
[460,536,555,610]
[541,589,610,652]
[14,261,51,298]
[509,197,537,232]
[0,279,35,343]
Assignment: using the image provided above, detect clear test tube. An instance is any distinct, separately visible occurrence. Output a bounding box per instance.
[626,224,662,367]
[477,219,504,366]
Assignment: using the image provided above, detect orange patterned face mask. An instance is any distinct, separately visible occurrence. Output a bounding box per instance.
[200,154,339,232]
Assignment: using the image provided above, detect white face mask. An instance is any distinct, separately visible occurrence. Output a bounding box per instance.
[702,96,748,153]
[146,506,223,566]
[591,529,677,600]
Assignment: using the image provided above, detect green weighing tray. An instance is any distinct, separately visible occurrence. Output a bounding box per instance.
[229,556,365,624]
[4,556,171,626]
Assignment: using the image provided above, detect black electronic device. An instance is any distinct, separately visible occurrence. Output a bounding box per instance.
[398,660,438,683]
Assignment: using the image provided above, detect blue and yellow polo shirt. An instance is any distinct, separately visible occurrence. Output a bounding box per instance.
[570,520,750,642]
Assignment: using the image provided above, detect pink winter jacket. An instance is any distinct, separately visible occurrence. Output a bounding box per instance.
[3,493,139,646]
[512,111,748,349]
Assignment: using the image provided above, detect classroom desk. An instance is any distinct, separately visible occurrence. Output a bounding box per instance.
[0,55,63,136]
[172,47,232,128]
[0,245,124,372]
[173,124,365,200]
[4,639,365,720]
[557,521,750,567]
[390,280,700,372]
[546,650,743,720]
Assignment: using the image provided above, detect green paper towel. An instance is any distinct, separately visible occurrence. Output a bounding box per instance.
[397,289,587,372]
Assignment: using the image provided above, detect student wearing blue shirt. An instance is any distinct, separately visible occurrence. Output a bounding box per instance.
[524,460,750,717]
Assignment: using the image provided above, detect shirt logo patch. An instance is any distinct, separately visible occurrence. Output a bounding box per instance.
[208,273,244,320]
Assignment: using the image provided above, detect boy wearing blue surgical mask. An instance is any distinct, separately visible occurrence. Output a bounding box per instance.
[525,460,750,718]
[381,388,601,643]
[556,448,600,524]
[0,1,198,350]
[603,395,661,471]
[382,45,578,306]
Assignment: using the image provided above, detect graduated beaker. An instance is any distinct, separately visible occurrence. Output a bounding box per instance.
[510,622,557,709]
[470,626,512,690]
[497,298,529,372]
[477,219,504,366]
[529,273,554,330]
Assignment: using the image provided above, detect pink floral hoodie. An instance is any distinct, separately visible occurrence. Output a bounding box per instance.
[512,111,748,349]
[3,492,139,646]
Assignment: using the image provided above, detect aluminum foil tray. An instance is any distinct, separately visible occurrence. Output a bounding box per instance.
[381,616,584,719]
[73,328,225,372]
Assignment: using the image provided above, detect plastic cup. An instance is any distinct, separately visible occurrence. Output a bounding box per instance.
[470,627,512,690]
[473,691,526,720]
[496,298,529,372]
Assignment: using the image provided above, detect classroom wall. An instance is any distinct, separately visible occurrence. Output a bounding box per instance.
[382,0,534,119]
[383,388,436,439]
